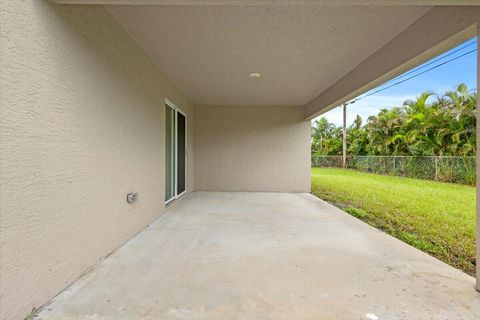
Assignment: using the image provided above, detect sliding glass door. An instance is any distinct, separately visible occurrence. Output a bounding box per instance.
[165,101,186,203]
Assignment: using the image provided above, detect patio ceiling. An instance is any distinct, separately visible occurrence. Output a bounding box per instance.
[51,1,480,117]
[106,5,431,107]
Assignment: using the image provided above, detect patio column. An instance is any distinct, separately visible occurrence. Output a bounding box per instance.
[477,21,480,292]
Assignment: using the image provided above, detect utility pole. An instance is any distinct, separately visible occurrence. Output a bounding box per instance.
[342,103,347,168]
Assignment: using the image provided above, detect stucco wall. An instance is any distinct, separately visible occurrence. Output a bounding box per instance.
[476,21,479,292]
[194,105,310,192]
[0,2,194,319]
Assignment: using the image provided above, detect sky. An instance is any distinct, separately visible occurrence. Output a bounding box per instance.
[315,37,477,127]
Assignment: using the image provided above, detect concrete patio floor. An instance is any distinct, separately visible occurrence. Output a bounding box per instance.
[37,192,479,320]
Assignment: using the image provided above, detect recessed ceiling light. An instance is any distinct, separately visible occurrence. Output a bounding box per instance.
[249,72,261,78]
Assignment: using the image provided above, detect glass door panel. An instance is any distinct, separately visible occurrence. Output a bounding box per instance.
[176,112,186,195]
[165,105,175,202]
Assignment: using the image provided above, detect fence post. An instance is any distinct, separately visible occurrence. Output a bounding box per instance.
[342,103,347,168]
[434,157,439,181]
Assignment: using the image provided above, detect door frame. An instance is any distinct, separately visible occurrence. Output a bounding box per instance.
[165,99,187,204]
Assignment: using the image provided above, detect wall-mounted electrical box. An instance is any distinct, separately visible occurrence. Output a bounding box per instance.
[126,192,138,204]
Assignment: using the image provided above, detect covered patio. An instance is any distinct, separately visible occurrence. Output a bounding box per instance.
[38,192,478,319]
[1,1,480,319]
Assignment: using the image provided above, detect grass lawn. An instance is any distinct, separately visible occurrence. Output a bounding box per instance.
[311,167,476,276]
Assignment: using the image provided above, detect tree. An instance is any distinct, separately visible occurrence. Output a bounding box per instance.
[311,84,477,157]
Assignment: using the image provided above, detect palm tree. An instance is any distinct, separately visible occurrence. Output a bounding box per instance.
[311,83,476,158]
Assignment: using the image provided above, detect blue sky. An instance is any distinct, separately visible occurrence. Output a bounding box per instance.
[316,37,477,127]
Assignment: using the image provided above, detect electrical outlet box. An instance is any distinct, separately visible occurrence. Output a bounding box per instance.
[126,192,138,204]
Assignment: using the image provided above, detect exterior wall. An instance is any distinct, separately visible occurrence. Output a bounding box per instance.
[194,105,310,192]
[476,21,479,292]
[0,2,194,319]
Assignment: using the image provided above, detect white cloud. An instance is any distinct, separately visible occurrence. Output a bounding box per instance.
[314,94,417,127]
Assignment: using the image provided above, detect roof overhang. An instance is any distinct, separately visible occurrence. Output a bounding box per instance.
[304,6,479,119]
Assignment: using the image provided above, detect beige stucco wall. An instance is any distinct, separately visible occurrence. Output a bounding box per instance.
[476,21,479,292]
[194,105,310,192]
[0,2,194,319]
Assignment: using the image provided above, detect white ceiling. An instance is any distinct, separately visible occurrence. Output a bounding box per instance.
[107,5,432,106]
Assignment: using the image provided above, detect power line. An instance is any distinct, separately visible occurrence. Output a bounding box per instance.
[346,47,477,106]
[382,39,477,85]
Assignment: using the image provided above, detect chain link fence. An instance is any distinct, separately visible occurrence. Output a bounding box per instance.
[312,155,476,185]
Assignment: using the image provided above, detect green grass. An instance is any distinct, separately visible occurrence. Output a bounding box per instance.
[311,167,476,276]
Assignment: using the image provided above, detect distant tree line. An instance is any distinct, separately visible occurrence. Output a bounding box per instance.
[311,84,477,157]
